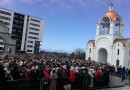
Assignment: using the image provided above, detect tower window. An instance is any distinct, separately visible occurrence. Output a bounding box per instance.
[117,49,119,55]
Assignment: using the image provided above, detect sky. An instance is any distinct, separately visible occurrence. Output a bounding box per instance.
[0,0,130,53]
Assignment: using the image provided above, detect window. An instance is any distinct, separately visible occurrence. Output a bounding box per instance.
[17,30,22,33]
[27,50,32,52]
[18,25,23,29]
[19,21,24,25]
[30,23,40,27]
[28,40,33,43]
[0,10,11,16]
[12,29,16,33]
[30,18,40,23]
[29,32,39,35]
[28,36,38,40]
[35,41,40,44]
[88,57,91,60]
[14,15,18,18]
[0,42,4,44]
[89,48,91,53]
[3,22,10,25]
[29,27,39,31]
[13,20,19,24]
[0,16,11,21]
[19,16,24,20]
[0,47,4,50]
[13,24,18,28]
[117,49,119,55]
[27,45,33,48]
[11,34,16,38]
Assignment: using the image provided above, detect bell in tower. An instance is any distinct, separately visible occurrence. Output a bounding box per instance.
[96,3,124,37]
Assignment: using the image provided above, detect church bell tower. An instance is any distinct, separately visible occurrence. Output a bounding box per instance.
[96,3,124,40]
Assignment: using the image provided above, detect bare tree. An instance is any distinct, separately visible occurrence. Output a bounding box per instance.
[71,48,85,60]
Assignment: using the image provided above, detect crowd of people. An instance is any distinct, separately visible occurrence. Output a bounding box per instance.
[0,52,130,90]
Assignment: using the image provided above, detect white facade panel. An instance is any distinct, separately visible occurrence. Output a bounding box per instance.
[0,8,14,33]
[21,15,27,51]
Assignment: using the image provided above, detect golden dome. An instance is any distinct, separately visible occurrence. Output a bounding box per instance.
[104,10,119,21]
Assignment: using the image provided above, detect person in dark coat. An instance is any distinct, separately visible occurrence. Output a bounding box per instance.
[102,68,110,86]
[84,68,90,90]
[121,67,125,82]
[0,65,6,84]
[10,65,20,80]
[30,66,39,80]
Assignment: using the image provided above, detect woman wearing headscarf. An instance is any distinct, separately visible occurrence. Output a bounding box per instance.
[88,68,94,88]
[49,69,57,90]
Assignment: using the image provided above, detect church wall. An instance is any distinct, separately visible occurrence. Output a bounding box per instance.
[127,49,130,68]
[113,42,125,67]
[124,41,130,68]
[128,42,130,68]
[86,47,89,60]
[111,46,115,65]
[91,46,95,60]
[86,43,95,60]
[124,47,128,68]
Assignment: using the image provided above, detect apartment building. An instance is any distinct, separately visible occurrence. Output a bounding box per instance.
[0,8,43,54]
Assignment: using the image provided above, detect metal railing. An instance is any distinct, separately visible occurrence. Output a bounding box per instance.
[1,75,129,90]
[0,79,40,90]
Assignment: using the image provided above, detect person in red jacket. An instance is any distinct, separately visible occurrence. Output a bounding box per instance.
[69,66,75,90]
[95,70,101,80]
[24,68,30,81]
[95,69,101,87]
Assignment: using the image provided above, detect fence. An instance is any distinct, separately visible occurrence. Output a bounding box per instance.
[0,75,129,90]
[0,79,40,90]
[0,77,85,90]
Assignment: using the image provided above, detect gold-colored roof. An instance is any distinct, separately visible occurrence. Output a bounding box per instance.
[104,10,119,21]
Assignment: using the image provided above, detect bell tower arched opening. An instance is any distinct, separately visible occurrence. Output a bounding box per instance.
[100,16,110,35]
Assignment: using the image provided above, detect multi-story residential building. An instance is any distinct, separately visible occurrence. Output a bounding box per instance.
[0,8,43,54]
